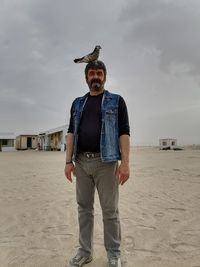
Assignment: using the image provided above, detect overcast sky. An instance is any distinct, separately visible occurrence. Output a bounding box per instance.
[0,0,200,145]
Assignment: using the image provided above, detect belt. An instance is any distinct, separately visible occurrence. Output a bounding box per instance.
[79,152,101,159]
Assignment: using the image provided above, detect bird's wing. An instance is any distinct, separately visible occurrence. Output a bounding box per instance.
[74,48,99,63]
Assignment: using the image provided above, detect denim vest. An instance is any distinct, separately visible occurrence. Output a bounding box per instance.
[71,90,121,162]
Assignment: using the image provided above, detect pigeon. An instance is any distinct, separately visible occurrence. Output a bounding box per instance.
[74,45,102,63]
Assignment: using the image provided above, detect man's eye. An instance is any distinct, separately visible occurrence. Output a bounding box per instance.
[97,72,103,76]
[89,71,95,76]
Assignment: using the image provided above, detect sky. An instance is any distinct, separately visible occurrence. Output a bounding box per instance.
[0,0,200,145]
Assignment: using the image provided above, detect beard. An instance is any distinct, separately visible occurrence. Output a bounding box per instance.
[89,78,104,92]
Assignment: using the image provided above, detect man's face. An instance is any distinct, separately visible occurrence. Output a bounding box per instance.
[86,68,106,92]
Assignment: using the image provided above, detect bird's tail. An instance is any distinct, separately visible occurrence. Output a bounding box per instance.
[74,57,84,63]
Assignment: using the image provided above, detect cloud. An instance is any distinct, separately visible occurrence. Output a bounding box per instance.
[120,0,200,76]
[0,0,199,144]
[0,0,125,133]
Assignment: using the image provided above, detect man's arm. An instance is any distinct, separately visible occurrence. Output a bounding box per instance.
[64,132,75,182]
[116,96,130,185]
[116,134,130,185]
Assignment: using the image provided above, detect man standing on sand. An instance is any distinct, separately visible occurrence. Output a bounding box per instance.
[64,60,130,267]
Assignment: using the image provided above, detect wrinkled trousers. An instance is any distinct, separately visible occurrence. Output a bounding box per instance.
[75,153,121,259]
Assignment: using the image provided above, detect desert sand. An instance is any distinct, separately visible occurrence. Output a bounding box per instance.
[0,147,200,267]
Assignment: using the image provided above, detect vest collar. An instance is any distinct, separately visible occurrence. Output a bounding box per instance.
[79,90,112,102]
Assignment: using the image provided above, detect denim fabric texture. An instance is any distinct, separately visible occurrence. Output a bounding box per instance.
[71,90,121,162]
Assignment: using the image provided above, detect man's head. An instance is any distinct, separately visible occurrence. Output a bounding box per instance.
[85,60,107,93]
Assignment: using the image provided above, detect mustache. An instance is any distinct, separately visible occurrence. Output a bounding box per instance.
[90,78,102,87]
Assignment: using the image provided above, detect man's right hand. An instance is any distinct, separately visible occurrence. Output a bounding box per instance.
[64,163,75,182]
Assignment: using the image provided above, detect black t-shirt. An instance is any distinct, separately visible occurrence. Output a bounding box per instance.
[68,92,130,152]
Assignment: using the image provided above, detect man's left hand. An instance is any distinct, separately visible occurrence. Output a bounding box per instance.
[116,162,130,185]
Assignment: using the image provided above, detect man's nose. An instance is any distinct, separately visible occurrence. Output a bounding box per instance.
[93,73,98,78]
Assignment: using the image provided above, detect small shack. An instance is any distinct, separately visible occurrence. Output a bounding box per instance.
[16,135,38,150]
[159,138,177,150]
[38,125,68,151]
[0,132,16,152]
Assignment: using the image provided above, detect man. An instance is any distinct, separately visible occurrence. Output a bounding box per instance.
[64,60,130,267]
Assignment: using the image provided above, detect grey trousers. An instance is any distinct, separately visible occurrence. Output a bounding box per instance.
[75,153,121,259]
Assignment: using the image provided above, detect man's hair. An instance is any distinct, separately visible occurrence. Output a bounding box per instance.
[85,60,107,78]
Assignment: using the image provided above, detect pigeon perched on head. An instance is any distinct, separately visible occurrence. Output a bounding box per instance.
[74,45,102,63]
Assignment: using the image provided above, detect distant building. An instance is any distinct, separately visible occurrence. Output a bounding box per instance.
[0,132,16,152]
[159,138,177,150]
[16,135,38,150]
[38,125,68,151]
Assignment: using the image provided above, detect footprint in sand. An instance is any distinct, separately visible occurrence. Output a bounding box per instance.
[42,225,73,238]
[166,207,186,212]
[124,236,135,253]
[169,242,198,252]
[137,224,156,230]
[154,212,164,218]
[172,219,180,223]
[25,247,57,256]
[0,235,25,248]
[134,248,157,256]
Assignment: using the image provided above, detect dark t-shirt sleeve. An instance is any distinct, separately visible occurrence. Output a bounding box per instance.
[118,96,130,136]
[67,102,74,133]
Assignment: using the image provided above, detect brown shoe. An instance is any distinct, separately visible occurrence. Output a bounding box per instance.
[69,254,93,266]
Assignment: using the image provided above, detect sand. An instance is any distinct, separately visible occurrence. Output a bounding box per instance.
[0,147,200,267]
